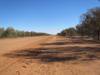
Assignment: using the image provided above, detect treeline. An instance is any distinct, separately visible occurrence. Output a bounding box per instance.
[58,27,77,36]
[58,7,100,40]
[0,27,49,38]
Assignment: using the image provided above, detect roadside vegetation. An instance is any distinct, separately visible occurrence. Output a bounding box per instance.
[0,27,49,38]
[58,7,100,40]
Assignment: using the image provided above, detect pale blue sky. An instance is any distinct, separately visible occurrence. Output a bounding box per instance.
[0,0,100,34]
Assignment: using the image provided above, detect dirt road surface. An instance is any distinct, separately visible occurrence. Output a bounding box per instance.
[0,36,100,75]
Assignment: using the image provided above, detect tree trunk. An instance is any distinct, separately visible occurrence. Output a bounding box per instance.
[97,31,100,40]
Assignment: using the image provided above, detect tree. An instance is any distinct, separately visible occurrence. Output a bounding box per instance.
[77,7,100,40]
[58,27,77,37]
[0,27,50,38]
[2,27,16,37]
[0,28,4,38]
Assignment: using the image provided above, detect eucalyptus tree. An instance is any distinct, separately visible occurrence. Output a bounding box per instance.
[77,7,100,40]
[0,28,4,37]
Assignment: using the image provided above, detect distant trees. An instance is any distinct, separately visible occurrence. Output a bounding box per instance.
[0,27,49,38]
[0,28,4,38]
[58,7,100,40]
[58,27,77,37]
[2,27,17,38]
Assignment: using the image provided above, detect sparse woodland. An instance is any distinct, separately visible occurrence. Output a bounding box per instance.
[0,27,49,38]
[1,7,100,40]
[58,7,100,40]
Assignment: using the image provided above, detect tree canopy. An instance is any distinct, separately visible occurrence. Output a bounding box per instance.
[0,27,50,38]
[58,7,100,40]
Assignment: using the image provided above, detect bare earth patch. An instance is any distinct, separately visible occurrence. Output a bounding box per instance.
[0,36,100,75]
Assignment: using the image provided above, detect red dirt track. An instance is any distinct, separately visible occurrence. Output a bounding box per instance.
[0,36,100,75]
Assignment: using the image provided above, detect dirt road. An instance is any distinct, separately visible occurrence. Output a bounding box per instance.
[0,36,100,75]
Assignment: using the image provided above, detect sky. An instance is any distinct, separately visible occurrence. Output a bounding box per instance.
[0,0,100,34]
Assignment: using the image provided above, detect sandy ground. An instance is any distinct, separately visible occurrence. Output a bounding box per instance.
[0,36,100,75]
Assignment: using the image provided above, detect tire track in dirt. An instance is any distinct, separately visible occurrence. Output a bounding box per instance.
[0,36,56,74]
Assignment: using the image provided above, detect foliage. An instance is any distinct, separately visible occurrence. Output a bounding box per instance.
[59,7,100,40]
[0,27,49,38]
[58,27,77,36]
[76,7,100,40]
[0,28,4,37]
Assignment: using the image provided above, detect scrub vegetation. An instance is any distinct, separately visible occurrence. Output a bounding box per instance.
[0,27,49,38]
[58,7,100,40]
